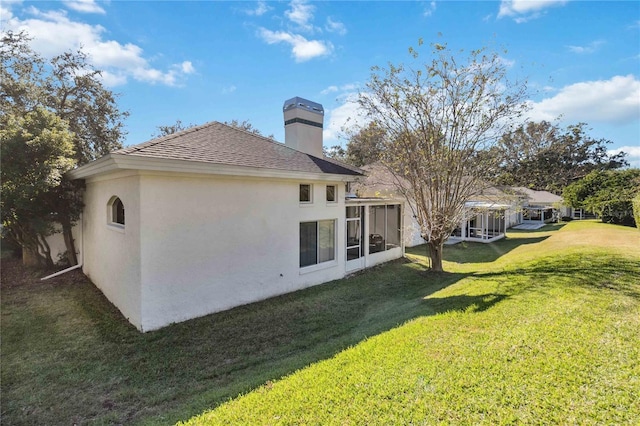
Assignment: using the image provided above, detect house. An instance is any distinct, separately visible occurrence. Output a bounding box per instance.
[64,97,404,332]
[353,163,519,246]
[506,187,568,224]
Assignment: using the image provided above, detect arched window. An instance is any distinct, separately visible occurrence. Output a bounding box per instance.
[108,196,125,226]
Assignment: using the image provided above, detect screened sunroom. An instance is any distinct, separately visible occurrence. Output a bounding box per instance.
[450,202,509,244]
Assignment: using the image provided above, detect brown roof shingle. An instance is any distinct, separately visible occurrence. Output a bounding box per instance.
[115,121,362,176]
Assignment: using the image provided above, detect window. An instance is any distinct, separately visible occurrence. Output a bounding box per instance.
[326,185,337,202]
[300,184,312,203]
[108,196,125,226]
[368,204,401,254]
[300,220,336,267]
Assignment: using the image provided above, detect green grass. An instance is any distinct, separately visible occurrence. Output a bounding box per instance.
[2,221,639,424]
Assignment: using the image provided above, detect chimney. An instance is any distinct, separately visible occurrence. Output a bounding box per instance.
[283,97,324,157]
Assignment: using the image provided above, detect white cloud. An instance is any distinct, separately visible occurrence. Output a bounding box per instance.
[527,75,640,124]
[567,40,605,54]
[222,85,237,94]
[180,61,195,74]
[98,70,127,86]
[321,85,339,95]
[258,28,332,62]
[285,0,315,32]
[244,1,270,16]
[609,146,640,168]
[424,1,437,17]
[321,83,359,96]
[63,0,105,14]
[498,0,568,21]
[323,93,369,144]
[325,17,346,35]
[1,5,195,87]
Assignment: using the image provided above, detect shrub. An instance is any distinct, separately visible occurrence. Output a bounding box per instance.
[633,194,640,230]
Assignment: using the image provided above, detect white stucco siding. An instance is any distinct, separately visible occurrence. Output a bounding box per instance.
[82,174,142,329]
[138,173,346,331]
[42,221,82,265]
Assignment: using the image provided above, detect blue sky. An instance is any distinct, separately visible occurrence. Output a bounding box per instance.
[2,0,639,165]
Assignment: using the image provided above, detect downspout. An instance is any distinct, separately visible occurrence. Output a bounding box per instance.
[41,213,84,281]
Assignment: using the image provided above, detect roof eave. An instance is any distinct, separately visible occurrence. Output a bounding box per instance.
[67,154,361,181]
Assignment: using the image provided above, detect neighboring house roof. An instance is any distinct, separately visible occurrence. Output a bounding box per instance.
[355,163,513,205]
[508,187,563,206]
[70,121,363,180]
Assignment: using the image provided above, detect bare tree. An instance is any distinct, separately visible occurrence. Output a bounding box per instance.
[358,40,529,271]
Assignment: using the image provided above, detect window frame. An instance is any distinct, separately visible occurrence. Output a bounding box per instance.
[107,196,125,229]
[326,185,337,203]
[299,219,337,270]
[299,184,313,204]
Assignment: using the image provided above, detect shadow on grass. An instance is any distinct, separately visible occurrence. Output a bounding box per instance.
[479,252,640,301]
[3,257,503,426]
[423,292,508,315]
[407,235,550,265]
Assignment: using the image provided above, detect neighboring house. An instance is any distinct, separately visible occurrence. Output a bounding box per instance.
[62,97,404,332]
[354,163,519,246]
[506,187,568,224]
[351,164,423,247]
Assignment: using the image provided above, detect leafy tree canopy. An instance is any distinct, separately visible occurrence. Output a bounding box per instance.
[495,121,628,194]
[153,119,196,138]
[563,169,640,226]
[153,118,274,139]
[1,30,127,265]
[0,107,77,266]
[1,31,128,165]
[323,145,347,162]
[341,121,387,167]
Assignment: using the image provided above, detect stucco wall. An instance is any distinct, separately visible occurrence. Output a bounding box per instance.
[137,173,347,331]
[42,221,82,265]
[82,173,142,328]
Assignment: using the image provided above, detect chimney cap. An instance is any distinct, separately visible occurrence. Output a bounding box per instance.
[283,97,324,115]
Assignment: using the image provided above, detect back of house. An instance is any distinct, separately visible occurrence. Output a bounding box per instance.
[63,97,404,331]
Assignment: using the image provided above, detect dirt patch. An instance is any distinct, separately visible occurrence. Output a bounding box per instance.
[1,256,88,289]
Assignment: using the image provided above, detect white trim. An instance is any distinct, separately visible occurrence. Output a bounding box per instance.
[299,259,339,275]
[299,219,337,269]
[107,223,125,233]
[107,196,125,228]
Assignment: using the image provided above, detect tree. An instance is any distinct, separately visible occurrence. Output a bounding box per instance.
[342,121,387,166]
[153,119,196,137]
[1,31,128,164]
[323,145,347,162]
[357,40,529,271]
[224,119,274,139]
[495,121,628,193]
[153,118,275,139]
[563,169,640,226]
[0,107,77,266]
[1,31,128,265]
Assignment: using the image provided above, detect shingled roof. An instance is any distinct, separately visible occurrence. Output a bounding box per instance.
[114,121,362,176]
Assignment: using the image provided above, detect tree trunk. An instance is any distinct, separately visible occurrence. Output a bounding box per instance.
[36,234,55,268]
[61,217,78,265]
[428,241,444,272]
[22,246,42,267]
[20,229,47,267]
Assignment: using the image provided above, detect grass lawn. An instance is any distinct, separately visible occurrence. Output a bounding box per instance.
[2,221,639,424]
